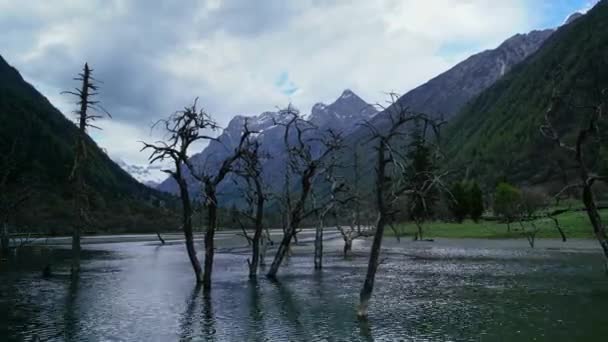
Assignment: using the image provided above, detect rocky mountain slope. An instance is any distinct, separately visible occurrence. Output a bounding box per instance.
[442,2,607,186]
[156,89,377,196]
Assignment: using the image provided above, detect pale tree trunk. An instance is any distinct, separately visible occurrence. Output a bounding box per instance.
[70,64,91,275]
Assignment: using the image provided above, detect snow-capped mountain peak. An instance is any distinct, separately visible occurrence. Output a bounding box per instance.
[115,159,172,188]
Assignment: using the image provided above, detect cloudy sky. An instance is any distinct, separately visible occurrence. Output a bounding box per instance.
[0,0,596,165]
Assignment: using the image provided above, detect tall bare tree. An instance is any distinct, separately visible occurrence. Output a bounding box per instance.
[63,63,110,274]
[233,122,269,277]
[541,81,608,270]
[311,160,353,269]
[266,106,343,279]
[357,94,446,318]
[142,99,219,283]
[187,122,254,291]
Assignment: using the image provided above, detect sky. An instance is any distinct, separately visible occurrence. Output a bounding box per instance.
[0,0,598,166]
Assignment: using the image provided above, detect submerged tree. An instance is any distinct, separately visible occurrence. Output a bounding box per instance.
[266,106,343,279]
[404,119,438,240]
[541,80,608,269]
[357,94,446,319]
[188,121,254,291]
[142,99,219,284]
[311,157,353,269]
[63,63,110,274]
[232,121,269,278]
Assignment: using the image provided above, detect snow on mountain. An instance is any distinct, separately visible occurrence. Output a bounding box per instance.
[114,159,171,188]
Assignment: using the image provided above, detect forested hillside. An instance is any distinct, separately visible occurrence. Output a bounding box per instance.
[0,55,177,233]
[443,1,608,190]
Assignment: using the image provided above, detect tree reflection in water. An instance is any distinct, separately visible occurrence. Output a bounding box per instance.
[179,284,216,341]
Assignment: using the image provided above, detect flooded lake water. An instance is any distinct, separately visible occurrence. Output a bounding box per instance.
[1,235,608,341]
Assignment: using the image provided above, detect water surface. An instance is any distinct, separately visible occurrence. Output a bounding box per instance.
[1,236,607,341]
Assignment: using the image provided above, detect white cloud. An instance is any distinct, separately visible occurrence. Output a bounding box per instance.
[0,0,564,165]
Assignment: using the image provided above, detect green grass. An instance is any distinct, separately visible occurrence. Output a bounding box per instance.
[388,209,608,239]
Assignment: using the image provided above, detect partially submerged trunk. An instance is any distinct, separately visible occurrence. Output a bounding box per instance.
[267,223,298,279]
[1,221,9,258]
[248,180,265,278]
[314,223,323,269]
[71,226,81,274]
[358,140,388,319]
[358,214,385,318]
[343,236,353,258]
[267,169,314,279]
[178,177,203,284]
[156,231,166,245]
[582,184,608,272]
[203,187,218,292]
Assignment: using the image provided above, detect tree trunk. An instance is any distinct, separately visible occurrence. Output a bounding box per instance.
[358,215,385,318]
[249,182,264,278]
[260,231,268,267]
[416,221,423,241]
[1,221,9,258]
[203,190,218,292]
[343,236,353,258]
[156,231,166,245]
[71,225,81,273]
[178,178,203,284]
[314,222,323,269]
[267,168,314,279]
[582,184,608,272]
[358,139,387,319]
[267,225,295,279]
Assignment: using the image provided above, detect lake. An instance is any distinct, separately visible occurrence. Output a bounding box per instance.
[1,234,608,341]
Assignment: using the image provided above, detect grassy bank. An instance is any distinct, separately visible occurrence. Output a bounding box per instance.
[389,209,608,239]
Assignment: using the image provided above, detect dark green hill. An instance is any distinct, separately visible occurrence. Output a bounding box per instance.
[0,55,177,233]
[443,0,608,189]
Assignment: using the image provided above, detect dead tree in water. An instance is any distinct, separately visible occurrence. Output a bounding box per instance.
[266,106,343,279]
[232,121,268,278]
[312,159,353,269]
[187,122,254,291]
[63,63,110,274]
[142,99,219,284]
[357,94,445,319]
[334,145,376,257]
[541,80,608,270]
